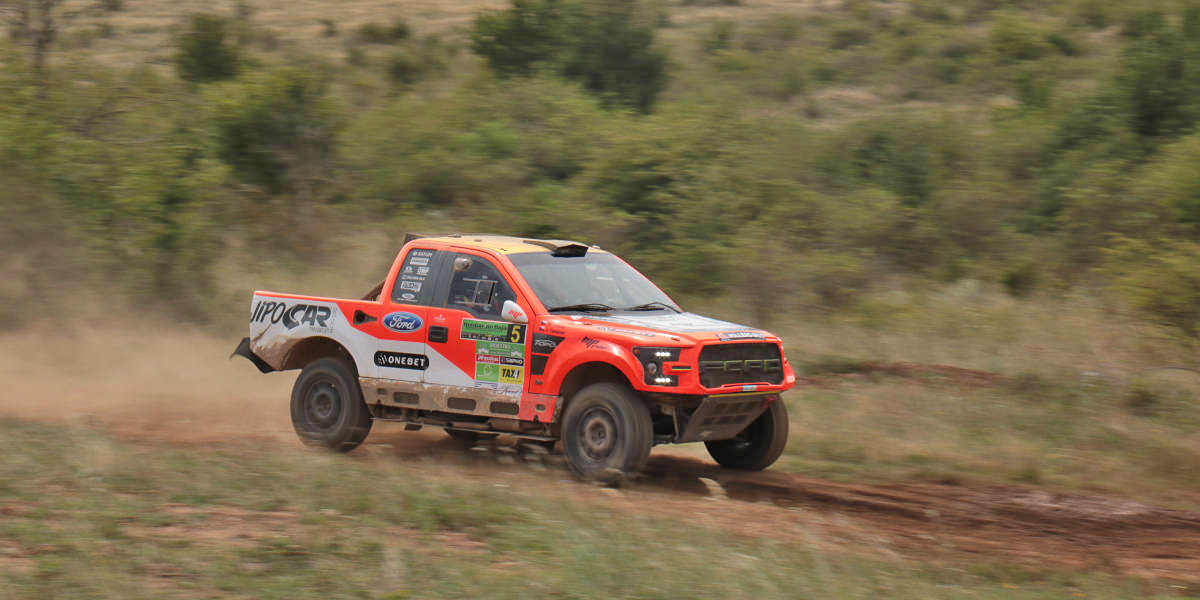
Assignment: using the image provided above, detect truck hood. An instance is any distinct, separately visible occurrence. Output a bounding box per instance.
[558,312,773,343]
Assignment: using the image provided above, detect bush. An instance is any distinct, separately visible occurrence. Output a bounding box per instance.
[830,24,872,49]
[209,69,338,194]
[357,19,410,44]
[701,20,735,53]
[1073,0,1109,29]
[1116,19,1198,138]
[989,14,1050,63]
[1001,260,1038,297]
[1106,238,1200,337]
[175,14,240,83]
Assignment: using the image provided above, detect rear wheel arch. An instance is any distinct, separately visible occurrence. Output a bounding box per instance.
[281,336,359,375]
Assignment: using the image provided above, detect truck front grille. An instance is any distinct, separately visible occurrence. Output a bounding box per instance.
[698,343,784,388]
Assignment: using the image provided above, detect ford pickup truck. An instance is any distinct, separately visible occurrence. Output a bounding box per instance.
[233,234,797,482]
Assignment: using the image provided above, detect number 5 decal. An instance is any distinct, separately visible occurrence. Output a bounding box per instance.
[510,324,524,343]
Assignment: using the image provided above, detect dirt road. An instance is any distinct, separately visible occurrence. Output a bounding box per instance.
[3,325,1199,583]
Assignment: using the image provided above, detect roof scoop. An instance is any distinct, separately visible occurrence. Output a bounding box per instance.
[523,239,590,257]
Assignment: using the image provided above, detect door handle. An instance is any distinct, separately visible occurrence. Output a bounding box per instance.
[428,326,448,343]
[353,310,377,325]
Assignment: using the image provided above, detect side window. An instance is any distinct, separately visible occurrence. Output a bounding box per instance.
[391,248,443,305]
[444,254,517,318]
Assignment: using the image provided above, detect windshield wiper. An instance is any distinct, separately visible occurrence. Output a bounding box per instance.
[547,303,616,313]
[625,302,681,313]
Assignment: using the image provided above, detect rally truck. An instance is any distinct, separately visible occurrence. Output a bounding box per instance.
[233,234,797,483]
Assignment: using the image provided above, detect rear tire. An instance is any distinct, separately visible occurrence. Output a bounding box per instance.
[290,357,371,452]
[562,382,653,484]
[705,398,788,470]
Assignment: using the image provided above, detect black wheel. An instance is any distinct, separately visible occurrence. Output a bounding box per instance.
[562,382,653,484]
[445,429,497,446]
[290,357,371,452]
[705,398,788,470]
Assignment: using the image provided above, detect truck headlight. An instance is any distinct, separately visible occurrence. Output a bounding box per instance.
[633,347,683,386]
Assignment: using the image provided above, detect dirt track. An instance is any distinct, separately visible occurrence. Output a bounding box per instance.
[3,325,1200,583]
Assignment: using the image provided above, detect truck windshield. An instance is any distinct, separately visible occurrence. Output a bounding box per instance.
[508,252,680,313]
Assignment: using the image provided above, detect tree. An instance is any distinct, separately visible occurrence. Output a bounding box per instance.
[1,0,114,82]
[471,0,668,112]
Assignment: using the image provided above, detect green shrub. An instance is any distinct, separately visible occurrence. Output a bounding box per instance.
[1001,260,1038,297]
[357,19,410,44]
[701,20,735,53]
[319,19,338,38]
[1106,237,1200,337]
[1046,30,1081,56]
[910,0,955,23]
[1132,132,1200,236]
[175,14,240,83]
[471,0,667,112]
[1073,0,1109,29]
[989,14,1050,63]
[797,251,871,308]
[1121,10,1165,39]
[830,24,873,49]
[1116,19,1198,138]
[1013,68,1054,108]
[209,69,338,194]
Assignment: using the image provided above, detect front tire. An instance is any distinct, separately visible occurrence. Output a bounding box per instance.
[562,382,653,484]
[705,398,788,470]
[290,357,371,452]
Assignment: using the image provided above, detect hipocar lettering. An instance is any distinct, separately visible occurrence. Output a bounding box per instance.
[251,301,332,330]
[382,311,423,332]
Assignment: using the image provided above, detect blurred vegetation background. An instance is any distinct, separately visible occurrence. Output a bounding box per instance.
[4,0,1200,343]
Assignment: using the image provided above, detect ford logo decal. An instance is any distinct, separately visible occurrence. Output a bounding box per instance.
[382,311,423,332]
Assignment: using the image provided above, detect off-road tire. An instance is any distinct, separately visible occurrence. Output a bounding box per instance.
[562,382,653,484]
[445,429,497,446]
[290,357,371,452]
[705,399,788,470]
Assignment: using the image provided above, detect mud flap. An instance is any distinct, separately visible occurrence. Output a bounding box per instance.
[231,337,276,373]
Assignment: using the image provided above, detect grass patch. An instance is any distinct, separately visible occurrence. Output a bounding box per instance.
[0,419,1184,598]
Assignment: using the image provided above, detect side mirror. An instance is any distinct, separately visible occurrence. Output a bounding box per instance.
[501,300,528,324]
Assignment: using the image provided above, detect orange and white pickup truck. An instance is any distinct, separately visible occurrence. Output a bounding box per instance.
[234,234,797,482]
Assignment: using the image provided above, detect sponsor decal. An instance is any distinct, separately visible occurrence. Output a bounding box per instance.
[416,266,430,276]
[581,337,603,349]
[398,280,422,292]
[410,257,429,266]
[499,366,523,385]
[717,331,767,341]
[475,362,501,382]
[461,319,525,343]
[532,333,564,354]
[467,321,526,397]
[251,300,333,330]
[374,351,429,370]
[399,293,416,301]
[382,311,423,333]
